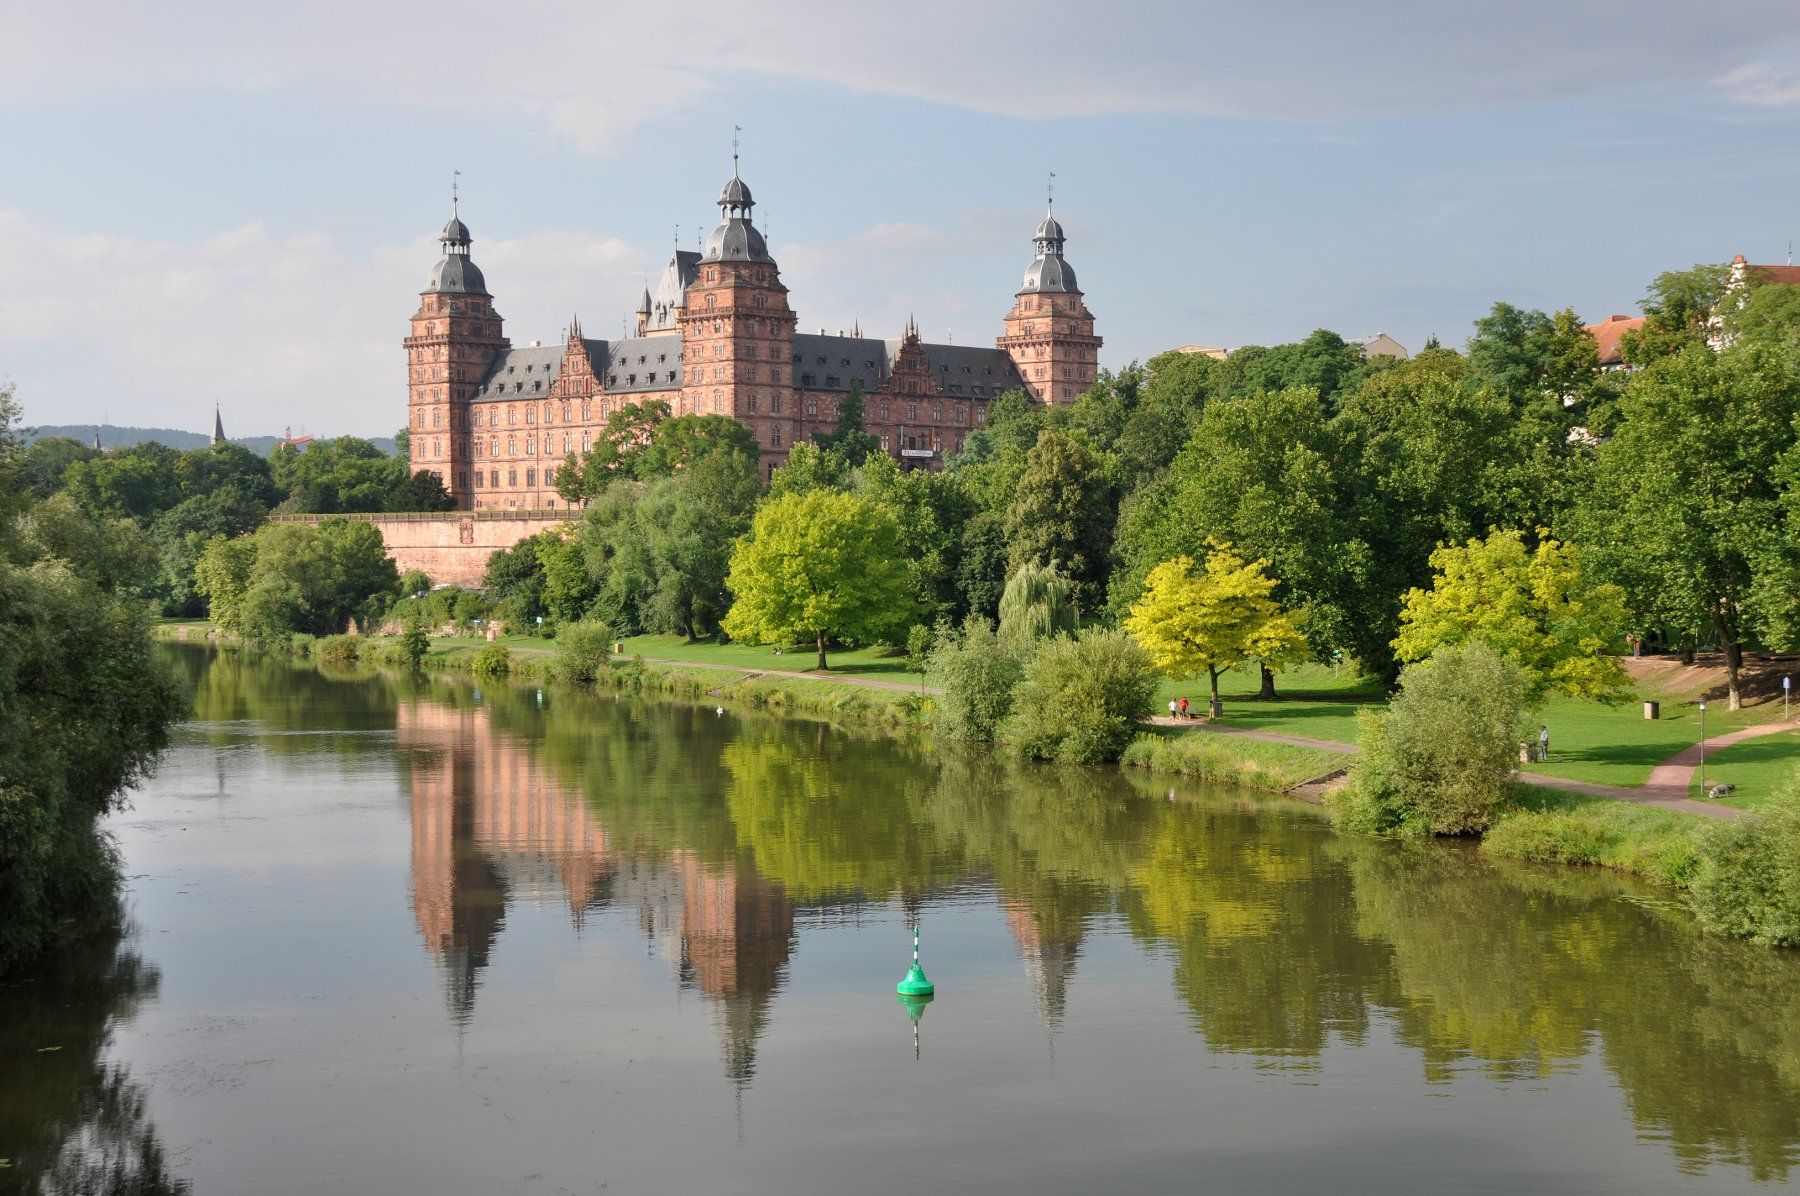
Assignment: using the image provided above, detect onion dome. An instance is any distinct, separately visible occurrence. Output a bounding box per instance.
[425,207,489,295]
[1019,204,1077,294]
[703,165,773,263]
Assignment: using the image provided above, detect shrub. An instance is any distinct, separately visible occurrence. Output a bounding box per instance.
[471,644,512,679]
[397,623,431,670]
[1687,780,1800,945]
[1002,627,1156,764]
[550,619,615,684]
[1482,796,1705,887]
[928,617,1024,742]
[1332,643,1527,836]
[1120,731,1344,792]
[313,633,361,665]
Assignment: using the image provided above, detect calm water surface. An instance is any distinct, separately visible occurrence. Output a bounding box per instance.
[5,644,1800,1193]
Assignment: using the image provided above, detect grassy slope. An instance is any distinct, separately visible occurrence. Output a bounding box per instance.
[1482,784,1709,888]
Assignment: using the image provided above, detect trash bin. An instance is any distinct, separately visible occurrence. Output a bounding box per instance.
[1644,700,1660,720]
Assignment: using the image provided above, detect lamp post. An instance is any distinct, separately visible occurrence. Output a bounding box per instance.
[1698,699,1707,798]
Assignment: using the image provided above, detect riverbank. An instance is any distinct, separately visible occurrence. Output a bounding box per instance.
[156,625,1786,940]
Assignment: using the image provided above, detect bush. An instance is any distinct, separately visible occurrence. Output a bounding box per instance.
[1687,781,1800,945]
[471,644,512,679]
[313,633,362,665]
[1002,627,1156,764]
[550,619,614,684]
[928,617,1024,742]
[1332,643,1527,836]
[397,623,431,670]
[1482,796,1704,887]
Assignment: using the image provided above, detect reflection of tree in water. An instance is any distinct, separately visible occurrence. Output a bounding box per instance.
[0,917,189,1194]
[1344,846,1800,1181]
[378,661,1800,1178]
[1119,801,1395,1069]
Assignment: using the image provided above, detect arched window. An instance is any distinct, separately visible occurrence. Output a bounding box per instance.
[489,438,498,456]
[562,401,572,421]
[563,433,572,453]
[581,401,591,420]
[526,435,536,454]
[507,436,516,455]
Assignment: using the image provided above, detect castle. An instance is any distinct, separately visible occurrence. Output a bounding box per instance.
[405,161,1101,509]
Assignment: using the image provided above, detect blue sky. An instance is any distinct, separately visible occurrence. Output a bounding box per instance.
[6,0,1800,438]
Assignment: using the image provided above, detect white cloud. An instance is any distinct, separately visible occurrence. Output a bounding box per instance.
[1713,63,1800,107]
[0,211,662,436]
[6,1,1800,153]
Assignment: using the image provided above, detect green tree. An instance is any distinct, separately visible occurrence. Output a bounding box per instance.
[1124,547,1306,717]
[1333,643,1528,837]
[1003,428,1114,607]
[398,621,431,670]
[550,619,615,684]
[641,449,762,638]
[996,557,1078,652]
[1393,530,1629,704]
[766,441,853,498]
[1108,386,1367,691]
[814,380,879,465]
[16,435,97,498]
[1575,344,1800,708]
[198,519,400,638]
[1002,627,1157,763]
[1620,262,1731,366]
[272,436,448,513]
[557,399,672,499]
[928,617,1025,742]
[722,489,915,669]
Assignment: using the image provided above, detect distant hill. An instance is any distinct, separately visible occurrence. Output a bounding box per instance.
[25,425,397,457]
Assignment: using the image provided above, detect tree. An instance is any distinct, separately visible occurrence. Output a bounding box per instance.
[1575,344,1800,708]
[16,435,96,498]
[722,490,915,669]
[1108,386,1367,693]
[1332,644,1528,837]
[927,618,1024,742]
[1003,428,1114,607]
[766,441,852,498]
[1124,547,1306,717]
[996,558,1078,651]
[1002,627,1157,764]
[641,449,762,638]
[271,436,448,513]
[856,451,974,626]
[1620,262,1731,366]
[398,621,431,670]
[197,519,400,638]
[557,399,671,499]
[635,413,760,479]
[814,380,879,465]
[1393,530,1629,705]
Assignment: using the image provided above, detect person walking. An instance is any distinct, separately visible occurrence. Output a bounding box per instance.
[1179,697,1190,719]
[1168,699,1178,720]
[1537,725,1550,763]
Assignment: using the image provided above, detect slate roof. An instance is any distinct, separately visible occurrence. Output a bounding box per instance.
[595,336,684,393]
[427,254,489,295]
[469,344,564,402]
[787,333,1023,397]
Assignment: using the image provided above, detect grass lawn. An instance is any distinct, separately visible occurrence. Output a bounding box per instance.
[1686,727,1800,808]
[1152,662,1382,746]
[1524,690,1789,790]
[616,634,921,684]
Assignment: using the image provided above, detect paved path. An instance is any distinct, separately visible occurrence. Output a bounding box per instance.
[630,654,1774,821]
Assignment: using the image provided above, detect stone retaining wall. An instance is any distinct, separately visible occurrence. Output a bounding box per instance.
[270,511,567,588]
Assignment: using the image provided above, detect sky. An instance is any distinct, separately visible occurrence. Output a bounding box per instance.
[6,0,1800,439]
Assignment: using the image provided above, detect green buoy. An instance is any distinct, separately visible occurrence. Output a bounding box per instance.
[896,923,934,996]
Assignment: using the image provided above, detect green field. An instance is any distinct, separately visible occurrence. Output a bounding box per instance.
[1685,727,1800,807]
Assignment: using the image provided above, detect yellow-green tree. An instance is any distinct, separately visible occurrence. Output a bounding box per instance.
[1124,544,1307,716]
[1392,529,1628,704]
[721,489,914,669]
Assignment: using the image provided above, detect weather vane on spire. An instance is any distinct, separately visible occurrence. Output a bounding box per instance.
[452,169,461,213]
[1047,170,1056,210]
[732,125,743,175]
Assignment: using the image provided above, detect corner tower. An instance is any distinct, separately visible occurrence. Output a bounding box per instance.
[678,161,797,462]
[998,203,1101,405]
[405,207,509,507]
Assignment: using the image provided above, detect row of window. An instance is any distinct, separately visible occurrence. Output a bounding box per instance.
[474,433,586,458]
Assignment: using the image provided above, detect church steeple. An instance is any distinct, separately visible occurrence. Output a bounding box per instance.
[211,403,225,446]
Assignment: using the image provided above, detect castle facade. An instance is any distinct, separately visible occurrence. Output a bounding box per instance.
[405,165,1100,509]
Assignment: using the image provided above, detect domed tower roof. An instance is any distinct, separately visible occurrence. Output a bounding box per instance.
[425,205,489,295]
[1020,203,1077,294]
[703,161,773,263]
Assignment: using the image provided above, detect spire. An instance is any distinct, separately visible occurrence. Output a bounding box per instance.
[211,403,225,446]
[637,287,651,315]
[92,427,101,452]
[426,188,487,295]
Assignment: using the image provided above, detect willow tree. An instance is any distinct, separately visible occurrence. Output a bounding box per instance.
[997,558,1078,653]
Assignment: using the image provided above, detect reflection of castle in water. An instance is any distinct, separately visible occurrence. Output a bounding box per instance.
[399,701,796,1086]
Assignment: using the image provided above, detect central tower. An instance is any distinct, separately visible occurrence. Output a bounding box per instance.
[678,159,797,462]
[998,203,1101,405]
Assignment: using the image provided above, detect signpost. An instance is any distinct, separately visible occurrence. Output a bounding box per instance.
[1698,699,1708,797]
[1785,675,1791,721]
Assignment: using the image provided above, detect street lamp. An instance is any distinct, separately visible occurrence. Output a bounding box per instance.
[1698,699,1708,798]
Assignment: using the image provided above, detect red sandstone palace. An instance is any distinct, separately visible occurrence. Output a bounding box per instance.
[406,163,1101,509]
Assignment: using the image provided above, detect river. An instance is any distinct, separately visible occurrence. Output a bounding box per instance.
[4,643,1799,1193]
